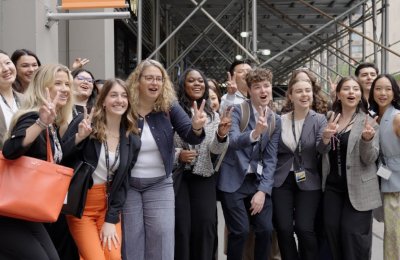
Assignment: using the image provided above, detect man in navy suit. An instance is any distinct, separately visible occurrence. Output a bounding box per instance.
[218,68,281,260]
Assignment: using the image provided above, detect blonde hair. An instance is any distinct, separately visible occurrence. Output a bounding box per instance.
[90,78,139,142]
[9,64,73,132]
[126,59,176,116]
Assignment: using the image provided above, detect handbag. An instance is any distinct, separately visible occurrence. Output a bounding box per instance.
[62,161,95,218]
[0,129,73,222]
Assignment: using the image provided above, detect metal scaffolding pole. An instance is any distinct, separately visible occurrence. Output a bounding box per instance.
[155,0,160,60]
[137,0,142,63]
[372,0,378,64]
[252,0,257,58]
[259,0,366,67]
[147,0,208,60]
[382,0,389,73]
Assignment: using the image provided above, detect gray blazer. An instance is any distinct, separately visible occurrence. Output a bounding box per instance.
[274,110,329,190]
[321,111,382,211]
[218,100,281,195]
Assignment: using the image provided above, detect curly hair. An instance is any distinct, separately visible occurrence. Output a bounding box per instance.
[245,67,273,87]
[126,59,176,117]
[90,78,139,142]
[9,64,73,132]
[177,68,214,120]
[282,69,328,114]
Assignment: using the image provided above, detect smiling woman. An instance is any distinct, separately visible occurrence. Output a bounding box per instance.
[11,49,41,94]
[71,68,97,117]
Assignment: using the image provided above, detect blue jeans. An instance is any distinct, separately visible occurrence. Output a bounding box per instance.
[122,176,175,260]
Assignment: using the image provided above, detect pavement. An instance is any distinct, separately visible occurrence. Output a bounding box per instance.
[216,202,385,260]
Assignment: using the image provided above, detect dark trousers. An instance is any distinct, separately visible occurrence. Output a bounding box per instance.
[272,173,321,260]
[0,217,59,260]
[323,189,373,260]
[219,174,273,260]
[175,172,217,260]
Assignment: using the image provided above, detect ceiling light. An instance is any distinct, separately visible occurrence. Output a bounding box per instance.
[259,49,271,56]
[235,54,243,60]
[240,31,251,38]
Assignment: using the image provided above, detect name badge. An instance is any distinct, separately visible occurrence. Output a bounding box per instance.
[257,162,263,175]
[295,169,306,183]
[377,165,392,180]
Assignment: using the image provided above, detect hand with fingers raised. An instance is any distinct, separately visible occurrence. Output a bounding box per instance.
[252,106,269,140]
[322,112,340,144]
[362,114,378,141]
[71,57,90,70]
[75,107,94,144]
[226,72,238,95]
[217,106,234,139]
[191,99,207,135]
[38,88,60,128]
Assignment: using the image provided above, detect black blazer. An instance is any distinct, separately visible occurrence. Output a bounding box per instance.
[62,114,141,224]
[274,110,329,190]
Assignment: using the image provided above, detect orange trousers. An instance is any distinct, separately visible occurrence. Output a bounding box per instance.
[67,184,122,260]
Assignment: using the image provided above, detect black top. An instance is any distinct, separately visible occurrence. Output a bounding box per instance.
[326,130,350,192]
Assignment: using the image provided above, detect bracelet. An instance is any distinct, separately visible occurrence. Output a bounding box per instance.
[35,118,48,129]
[192,126,202,132]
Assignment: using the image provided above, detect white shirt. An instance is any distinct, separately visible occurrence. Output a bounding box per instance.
[219,91,247,114]
[0,96,18,130]
[92,144,120,185]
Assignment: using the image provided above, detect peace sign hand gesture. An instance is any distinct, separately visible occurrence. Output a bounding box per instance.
[38,88,59,126]
[217,106,234,138]
[191,99,207,134]
[362,114,378,141]
[226,72,238,95]
[252,106,269,140]
[322,112,340,144]
[76,107,94,144]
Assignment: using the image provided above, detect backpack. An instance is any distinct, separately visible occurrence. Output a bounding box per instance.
[214,102,276,171]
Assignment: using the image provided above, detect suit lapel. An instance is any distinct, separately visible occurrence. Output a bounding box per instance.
[300,110,316,143]
[347,112,363,155]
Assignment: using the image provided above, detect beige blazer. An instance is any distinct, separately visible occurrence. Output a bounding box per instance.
[0,91,23,149]
[322,111,381,211]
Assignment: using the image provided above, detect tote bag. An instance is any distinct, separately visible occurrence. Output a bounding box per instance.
[0,130,73,222]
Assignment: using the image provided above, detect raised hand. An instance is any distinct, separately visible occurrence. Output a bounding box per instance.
[38,88,59,126]
[71,57,90,70]
[322,112,340,143]
[76,106,94,143]
[362,113,378,141]
[100,222,120,251]
[252,106,268,139]
[192,99,207,131]
[226,71,238,95]
[217,106,234,138]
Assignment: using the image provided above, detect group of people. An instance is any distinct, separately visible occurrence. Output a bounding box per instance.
[0,47,399,260]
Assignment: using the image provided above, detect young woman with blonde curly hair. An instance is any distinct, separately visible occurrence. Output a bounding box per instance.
[122,59,207,260]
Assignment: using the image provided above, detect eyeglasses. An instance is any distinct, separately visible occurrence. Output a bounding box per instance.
[142,75,164,83]
[76,75,94,83]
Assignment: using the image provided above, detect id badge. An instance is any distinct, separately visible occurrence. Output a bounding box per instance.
[377,165,392,180]
[257,162,263,175]
[295,169,306,183]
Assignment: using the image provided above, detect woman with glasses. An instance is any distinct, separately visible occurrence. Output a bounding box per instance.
[71,69,97,117]
[122,59,206,260]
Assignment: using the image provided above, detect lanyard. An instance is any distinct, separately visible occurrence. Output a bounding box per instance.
[334,112,356,176]
[0,91,20,110]
[291,112,307,167]
[104,140,120,200]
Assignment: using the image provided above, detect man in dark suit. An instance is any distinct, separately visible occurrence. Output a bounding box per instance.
[218,68,281,260]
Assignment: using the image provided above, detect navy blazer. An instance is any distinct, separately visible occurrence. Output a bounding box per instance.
[137,102,205,178]
[218,100,281,195]
[274,110,329,190]
[62,114,141,224]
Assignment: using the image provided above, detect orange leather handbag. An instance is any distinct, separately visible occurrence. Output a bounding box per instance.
[0,130,73,222]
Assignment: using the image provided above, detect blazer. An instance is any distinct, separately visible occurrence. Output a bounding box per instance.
[321,111,382,211]
[0,90,24,149]
[137,102,205,178]
[218,100,281,195]
[61,114,141,224]
[2,112,73,161]
[274,110,329,190]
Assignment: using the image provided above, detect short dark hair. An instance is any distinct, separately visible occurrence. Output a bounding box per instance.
[229,59,252,76]
[354,62,378,77]
[11,49,41,67]
[245,68,273,88]
[368,74,400,113]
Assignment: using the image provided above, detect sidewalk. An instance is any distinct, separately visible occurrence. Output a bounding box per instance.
[217,202,384,260]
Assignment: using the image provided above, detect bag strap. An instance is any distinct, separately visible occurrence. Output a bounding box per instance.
[46,128,54,163]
